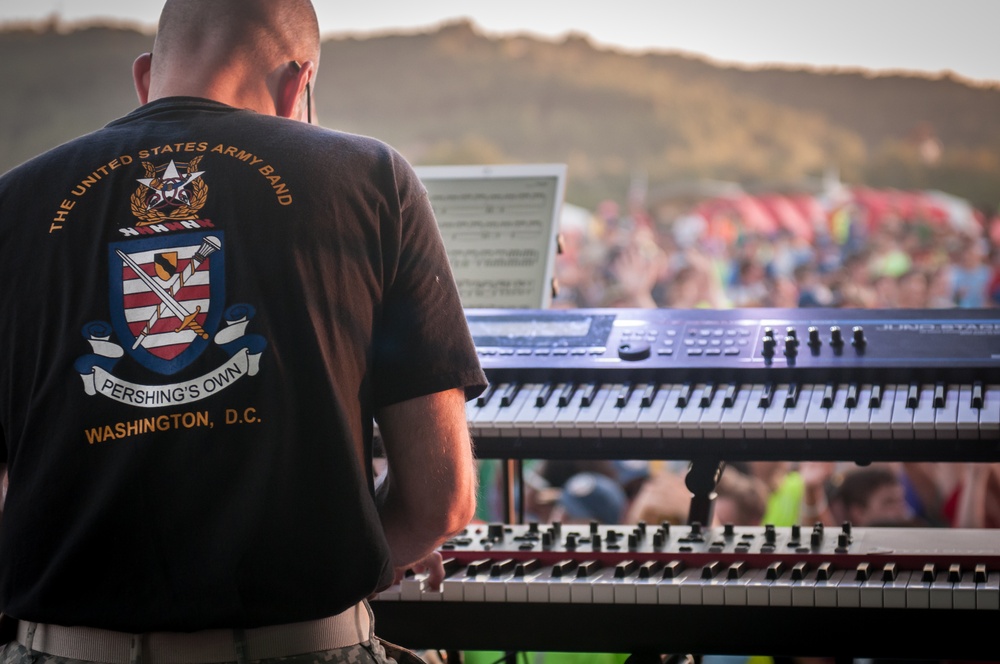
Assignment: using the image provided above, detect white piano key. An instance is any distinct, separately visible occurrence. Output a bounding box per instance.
[608,565,642,605]
[980,571,1000,610]
[581,567,619,604]
[653,385,688,438]
[823,383,852,437]
[658,566,700,605]
[859,568,886,608]
[933,384,960,439]
[594,383,630,437]
[571,384,614,435]
[782,384,814,439]
[698,384,730,438]
[504,563,546,603]
[480,560,518,603]
[911,383,937,440]
[564,561,604,604]
[956,384,981,439]
[722,566,756,606]
[837,569,863,608]
[636,383,675,438]
[868,385,895,439]
[928,572,954,609]
[906,568,933,608]
[469,384,512,437]
[790,569,818,607]
[491,383,542,433]
[847,384,874,439]
[883,570,911,609]
[551,385,592,437]
[803,384,832,439]
[532,382,575,437]
[400,574,429,601]
[616,383,654,438]
[376,582,402,601]
[679,564,719,605]
[745,569,773,606]
[769,570,796,607]
[982,385,1000,438]
[720,384,753,438]
[761,384,791,439]
[890,384,915,439]
[678,383,711,438]
[954,571,978,610]
[737,384,768,438]
[814,569,847,608]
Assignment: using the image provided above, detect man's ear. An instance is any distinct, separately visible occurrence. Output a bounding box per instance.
[133,52,153,105]
[278,60,314,121]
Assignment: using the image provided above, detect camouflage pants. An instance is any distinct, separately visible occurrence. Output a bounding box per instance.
[0,636,419,664]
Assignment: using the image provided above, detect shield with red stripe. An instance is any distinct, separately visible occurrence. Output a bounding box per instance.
[108,231,225,375]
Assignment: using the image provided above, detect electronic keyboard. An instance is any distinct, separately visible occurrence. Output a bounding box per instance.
[462,307,1000,463]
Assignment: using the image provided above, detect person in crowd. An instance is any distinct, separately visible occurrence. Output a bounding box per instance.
[0,2,486,662]
[827,464,914,527]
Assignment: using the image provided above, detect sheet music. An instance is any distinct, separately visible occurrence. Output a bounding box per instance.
[417,164,566,309]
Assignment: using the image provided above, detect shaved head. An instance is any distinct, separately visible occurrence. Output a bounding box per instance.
[140,0,321,116]
[153,0,320,82]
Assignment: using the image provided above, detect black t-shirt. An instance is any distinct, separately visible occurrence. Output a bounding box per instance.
[0,98,486,632]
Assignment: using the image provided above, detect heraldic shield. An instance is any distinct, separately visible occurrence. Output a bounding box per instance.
[108,231,225,375]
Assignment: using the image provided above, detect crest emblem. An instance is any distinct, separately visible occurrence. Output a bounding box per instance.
[130,158,208,225]
[108,232,224,375]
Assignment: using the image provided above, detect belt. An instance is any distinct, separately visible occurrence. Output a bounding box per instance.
[15,601,372,664]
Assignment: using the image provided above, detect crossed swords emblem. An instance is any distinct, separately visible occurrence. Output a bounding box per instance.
[115,236,222,350]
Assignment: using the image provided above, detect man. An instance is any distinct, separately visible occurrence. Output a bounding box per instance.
[0,1,486,662]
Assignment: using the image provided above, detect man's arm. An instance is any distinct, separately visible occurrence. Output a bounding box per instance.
[374,387,476,571]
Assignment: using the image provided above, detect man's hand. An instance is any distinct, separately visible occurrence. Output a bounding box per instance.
[394,550,446,592]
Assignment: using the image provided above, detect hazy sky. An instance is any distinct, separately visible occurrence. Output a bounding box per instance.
[2,0,998,83]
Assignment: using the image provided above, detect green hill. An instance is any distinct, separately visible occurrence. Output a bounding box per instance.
[2,19,998,209]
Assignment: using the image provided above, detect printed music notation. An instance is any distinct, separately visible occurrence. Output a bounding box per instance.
[426,181,561,308]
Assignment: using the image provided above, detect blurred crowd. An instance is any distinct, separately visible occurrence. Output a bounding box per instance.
[551,190,1000,311]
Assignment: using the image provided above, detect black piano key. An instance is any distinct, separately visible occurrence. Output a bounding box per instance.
[933,383,946,409]
[465,559,493,577]
[662,560,685,579]
[907,384,919,409]
[576,560,602,578]
[699,383,717,408]
[640,383,659,407]
[921,563,936,583]
[475,384,496,407]
[727,561,747,580]
[721,384,739,408]
[614,560,638,578]
[579,382,598,407]
[845,384,859,409]
[557,383,577,407]
[869,384,883,408]
[616,382,635,407]
[791,562,808,581]
[821,384,835,408]
[514,559,540,576]
[948,563,962,583]
[637,560,663,579]
[855,562,872,581]
[973,382,984,409]
[550,559,578,578]
[676,383,693,408]
[975,564,988,584]
[785,383,800,408]
[765,561,784,581]
[442,558,463,577]
[759,383,774,408]
[815,562,833,581]
[700,561,722,579]
[490,559,516,577]
[882,562,898,582]
[500,383,520,407]
[535,383,555,407]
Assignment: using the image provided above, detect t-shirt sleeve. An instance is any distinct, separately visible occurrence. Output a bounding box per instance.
[372,156,487,408]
